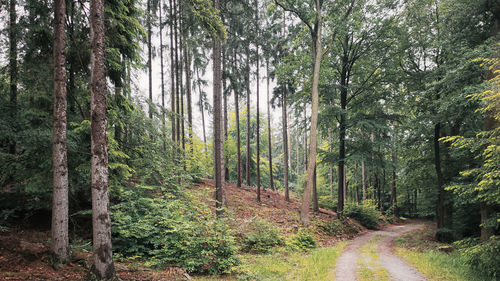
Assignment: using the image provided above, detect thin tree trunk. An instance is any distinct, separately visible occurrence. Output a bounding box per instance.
[147,0,153,119]
[337,34,348,216]
[174,0,181,144]
[245,47,251,186]
[329,129,333,197]
[223,46,229,180]
[300,2,323,225]
[169,0,176,143]
[312,165,318,212]
[255,3,261,199]
[266,60,274,190]
[362,159,366,203]
[213,0,225,217]
[89,0,115,277]
[434,123,445,229]
[51,0,69,264]
[343,164,347,205]
[179,10,185,151]
[391,151,397,216]
[8,0,17,155]
[233,50,242,187]
[282,88,290,201]
[371,133,377,200]
[184,48,193,149]
[159,0,166,151]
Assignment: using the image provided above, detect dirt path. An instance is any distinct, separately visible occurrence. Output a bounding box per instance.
[335,223,427,281]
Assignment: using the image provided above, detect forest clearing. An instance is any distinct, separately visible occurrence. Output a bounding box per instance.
[0,0,499,280]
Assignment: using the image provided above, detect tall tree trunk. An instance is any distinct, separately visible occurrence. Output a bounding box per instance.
[256,44,261,201]
[343,165,347,205]
[89,0,115,277]
[303,105,308,172]
[233,50,242,187]
[282,88,290,201]
[391,151,397,216]
[371,133,376,200]
[434,123,445,229]
[300,2,323,225]
[169,0,176,143]
[362,159,366,203]
[329,129,334,197]
[184,48,193,149]
[245,47,251,186]
[223,47,229,180]
[147,0,153,119]
[213,0,225,217]
[337,34,348,216]
[179,10,185,151]
[174,0,181,144]
[266,60,274,190]
[8,0,17,155]
[312,165,318,212]
[159,0,166,151]
[51,0,69,264]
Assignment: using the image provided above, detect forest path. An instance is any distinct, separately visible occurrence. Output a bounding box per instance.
[334,222,427,281]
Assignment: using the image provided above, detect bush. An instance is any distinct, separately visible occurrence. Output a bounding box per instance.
[343,203,381,229]
[286,229,317,251]
[435,228,457,243]
[453,236,500,277]
[242,219,283,254]
[111,186,239,274]
[318,195,336,212]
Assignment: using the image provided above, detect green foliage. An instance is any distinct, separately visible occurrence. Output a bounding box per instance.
[453,236,500,278]
[242,219,284,254]
[343,202,381,229]
[286,229,317,251]
[435,228,457,243]
[111,186,239,274]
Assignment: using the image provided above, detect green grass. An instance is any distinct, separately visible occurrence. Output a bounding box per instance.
[394,225,494,281]
[199,242,347,281]
[357,234,391,281]
[395,248,493,281]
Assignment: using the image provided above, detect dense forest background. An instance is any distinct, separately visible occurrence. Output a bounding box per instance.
[0,0,499,279]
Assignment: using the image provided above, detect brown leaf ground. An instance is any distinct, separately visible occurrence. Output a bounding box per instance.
[0,179,365,280]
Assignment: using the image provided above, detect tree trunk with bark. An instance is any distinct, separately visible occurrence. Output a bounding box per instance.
[282,88,290,201]
[89,0,115,278]
[213,0,225,217]
[51,0,69,264]
[147,0,153,119]
[8,0,18,155]
[300,1,323,225]
[159,0,166,151]
[232,50,242,187]
[434,123,445,229]
[266,61,274,190]
[245,47,251,186]
[169,0,176,143]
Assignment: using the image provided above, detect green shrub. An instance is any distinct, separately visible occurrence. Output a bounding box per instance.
[435,227,457,243]
[242,219,283,253]
[318,195,336,211]
[286,229,317,251]
[343,203,381,229]
[453,236,500,277]
[111,186,239,274]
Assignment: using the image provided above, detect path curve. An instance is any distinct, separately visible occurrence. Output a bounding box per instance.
[335,223,427,281]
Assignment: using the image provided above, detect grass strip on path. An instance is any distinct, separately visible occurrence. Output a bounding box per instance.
[357,234,391,281]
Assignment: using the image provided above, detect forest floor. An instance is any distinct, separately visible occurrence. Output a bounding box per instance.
[0,179,377,280]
